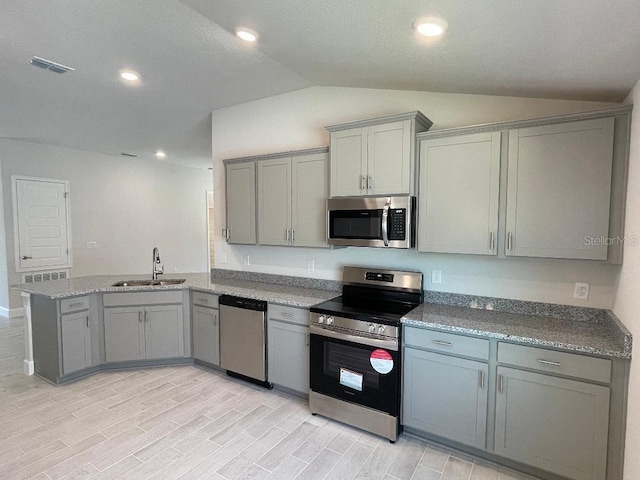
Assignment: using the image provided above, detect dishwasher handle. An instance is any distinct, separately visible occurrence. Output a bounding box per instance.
[219,295,267,312]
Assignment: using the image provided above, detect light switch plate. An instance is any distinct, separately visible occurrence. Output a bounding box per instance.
[243,255,250,266]
[86,241,97,249]
[307,260,315,272]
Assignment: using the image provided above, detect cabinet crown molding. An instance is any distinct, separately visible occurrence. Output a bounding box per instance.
[325,111,432,132]
[417,105,632,141]
[223,146,328,165]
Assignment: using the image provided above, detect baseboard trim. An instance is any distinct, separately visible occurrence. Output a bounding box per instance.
[0,306,25,318]
[24,359,34,376]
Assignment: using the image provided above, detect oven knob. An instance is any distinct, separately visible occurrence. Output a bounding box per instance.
[378,325,386,335]
[368,323,376,333]
[326,316,335,325]
[318,315,326,324]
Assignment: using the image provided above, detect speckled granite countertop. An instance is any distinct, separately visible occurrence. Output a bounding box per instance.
[14,272,631,358]
[403,303,631,359]
[12,273,338,308]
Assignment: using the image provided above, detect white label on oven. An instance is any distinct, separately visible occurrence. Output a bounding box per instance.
[370,349,394,374]
[339,368,363,391]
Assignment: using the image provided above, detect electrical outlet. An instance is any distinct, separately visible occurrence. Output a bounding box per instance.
[86,241,97,249]
[307,260,315,272]
[220,253,227,264]
[243,255,250,266]
[574,282,590,300]
[431,270,442,284]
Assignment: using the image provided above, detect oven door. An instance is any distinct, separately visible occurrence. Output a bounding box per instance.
[309,326,400,416]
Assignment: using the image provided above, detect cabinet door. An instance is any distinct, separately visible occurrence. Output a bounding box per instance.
[144,305,184,359]
[225,162,256,244]
[104,307,145,362]
[403,347,488,449]
[367,120,412,195]
[193,306,219,366]
[495,367,610,480]
[268,319,309,394]
[258,157,291,246]
[291,153,328,247]
[330,127,367,197]
[505,118,614,260]
[61,311,90,374]
[418,132,501,255]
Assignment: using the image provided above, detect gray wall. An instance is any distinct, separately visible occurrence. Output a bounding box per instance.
[0,139,213,311]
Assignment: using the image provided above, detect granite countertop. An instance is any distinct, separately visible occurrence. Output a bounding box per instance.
[403,303,632,359]
[12,273,338,308]
[14,272,631,358]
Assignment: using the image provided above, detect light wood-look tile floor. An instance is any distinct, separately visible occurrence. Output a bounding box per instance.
[0,317,541,480]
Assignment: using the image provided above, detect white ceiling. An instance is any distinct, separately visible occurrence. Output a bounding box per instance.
[1,0,639,169]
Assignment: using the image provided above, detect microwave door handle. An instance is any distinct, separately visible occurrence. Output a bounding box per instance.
[382,200,390,246]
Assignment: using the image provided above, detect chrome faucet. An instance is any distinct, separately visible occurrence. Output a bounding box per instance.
[152,247,164,280]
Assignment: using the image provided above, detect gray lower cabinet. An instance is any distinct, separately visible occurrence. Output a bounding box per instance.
[193,305,220,366]
[104,304,184,363]
[267,304,309,394]
[495,366,610,480]
[403,346,488,449]
[31,294,97,383]
[61,310,92,374]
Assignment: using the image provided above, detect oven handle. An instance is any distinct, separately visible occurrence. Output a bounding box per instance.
[381,198,390,247]
[310,324,398,351]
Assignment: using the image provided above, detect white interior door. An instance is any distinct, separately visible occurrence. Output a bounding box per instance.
[14,177,71,271]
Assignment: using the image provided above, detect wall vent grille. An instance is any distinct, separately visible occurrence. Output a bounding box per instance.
[30,56,75,74]
[23,270,68,283]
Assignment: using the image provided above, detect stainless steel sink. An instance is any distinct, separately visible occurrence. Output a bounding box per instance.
[111,279,186,287]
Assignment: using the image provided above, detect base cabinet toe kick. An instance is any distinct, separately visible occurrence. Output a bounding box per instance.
[402,326,629,480]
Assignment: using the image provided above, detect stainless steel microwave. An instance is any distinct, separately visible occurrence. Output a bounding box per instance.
[327,196,416,248]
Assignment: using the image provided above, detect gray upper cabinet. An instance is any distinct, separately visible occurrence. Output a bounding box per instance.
[418,132,501,255]
[505,118,615,260]
[291,153,329,247]
[225,161,256,244]
[416,106,630,262]
[258,157,291,246]
[256,149,329,247]
[327,112,432,197]
[495,366,610,480]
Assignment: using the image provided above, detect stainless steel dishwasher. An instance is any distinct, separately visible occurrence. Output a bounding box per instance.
[218,295,271,388]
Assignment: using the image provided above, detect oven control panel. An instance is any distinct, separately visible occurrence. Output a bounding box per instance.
[311,313,398,340]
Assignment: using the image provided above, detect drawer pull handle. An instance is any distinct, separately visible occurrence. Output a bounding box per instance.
[281,313,294,317]
[433,340,453,347]
[69,302,83,308]
[537,359,562,367]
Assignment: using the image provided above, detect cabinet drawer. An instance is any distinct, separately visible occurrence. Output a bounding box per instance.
[60,296,90,314]
[404,328,489,360]
[103,291,183,307]
[192,291,219,309]
[498,343,611,384]
[268,304,309,326]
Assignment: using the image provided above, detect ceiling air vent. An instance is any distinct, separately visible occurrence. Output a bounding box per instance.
[30,56,75,74]
[120,152,138,158]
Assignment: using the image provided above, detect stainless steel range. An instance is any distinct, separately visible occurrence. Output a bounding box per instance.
[309,266,423,442]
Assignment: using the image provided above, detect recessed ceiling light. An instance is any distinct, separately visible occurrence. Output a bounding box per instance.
[413,17,448,37]
[235,27,258,42]
[155,150,166,158]
[119,69,141,84]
